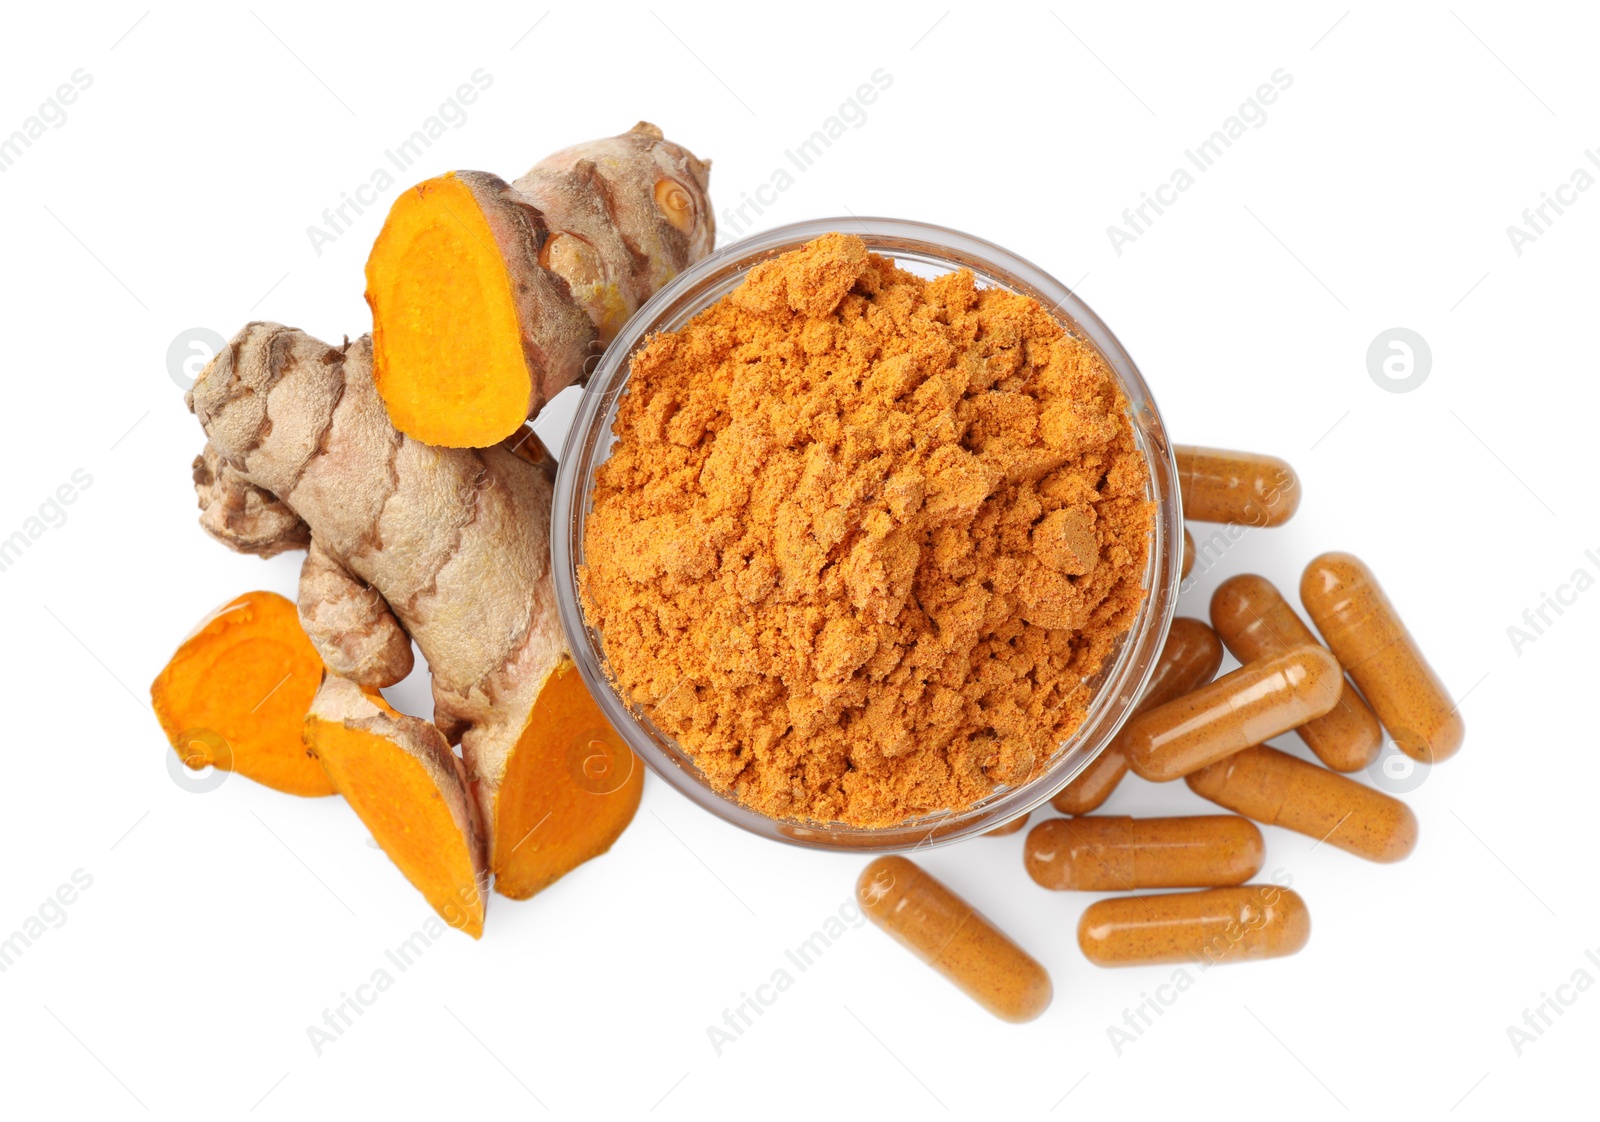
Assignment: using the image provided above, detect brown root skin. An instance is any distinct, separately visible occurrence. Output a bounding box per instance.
[193,444,309,558]
[490,660,644,899]
[305,674,487,937]
[364,121,714,448]
[513,121,716,341]
[298,541,413,688]
[151,591,334,796]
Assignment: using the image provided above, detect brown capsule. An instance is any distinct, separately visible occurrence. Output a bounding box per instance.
[1052,618,1224,814]
[984,811,1030,837]
[1186,745,1418,863]
[1211,574,1382,773]
[1078,885,1311,967]
[1050,748,1132,818]
[1301,552,1463,764]
[1182,527,1195,579]
[1123,645,1344,782]
[857,856,1051,1023]
[1175,446,1300,527]
[1024,815,1263,891]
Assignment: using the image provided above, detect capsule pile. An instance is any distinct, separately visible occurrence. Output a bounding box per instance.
[857,445,1462,1021]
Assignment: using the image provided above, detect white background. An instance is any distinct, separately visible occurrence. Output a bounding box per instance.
[1,2,1594,1118]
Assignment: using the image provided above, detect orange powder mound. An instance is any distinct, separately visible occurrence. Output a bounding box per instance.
[580,233,1151,827]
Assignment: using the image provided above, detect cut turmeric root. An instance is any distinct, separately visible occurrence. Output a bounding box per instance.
[305,675,488,937]
[491,660,644,900]
[364,123,714,448]
[365,171,578,449]
[151,592,334,797]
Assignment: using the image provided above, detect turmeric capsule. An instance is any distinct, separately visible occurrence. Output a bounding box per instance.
[857,856,1051,1023]
[1024,815,1263,891]
[1175,446,1300,527]
[1050,748,1130,818]
[1052,618,1224,814]
[1211,574,1381,773]
[1181,527,1195,579]
[1186,745,1418,863]
[984,811,1030,837]
[1123,645,1343,782]
[1078,885,1311,967]
[1301,552,1463,764]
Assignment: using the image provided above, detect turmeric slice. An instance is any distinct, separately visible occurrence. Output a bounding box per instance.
[365,171,569,449]
[151,591,334,797]
[491,660,644,900]
[363,122,714,448]
[305,675,488,938]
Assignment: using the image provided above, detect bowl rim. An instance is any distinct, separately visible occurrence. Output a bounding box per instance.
[552,216,1181,852]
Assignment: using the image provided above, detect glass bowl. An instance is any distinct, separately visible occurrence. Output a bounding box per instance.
[552,217,1181,852]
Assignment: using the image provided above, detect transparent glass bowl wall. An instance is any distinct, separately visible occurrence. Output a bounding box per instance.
[552,218,1181,852]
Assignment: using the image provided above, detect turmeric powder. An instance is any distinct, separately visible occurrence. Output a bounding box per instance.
[581,234,1151,827]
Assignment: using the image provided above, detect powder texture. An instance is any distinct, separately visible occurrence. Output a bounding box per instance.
[580,234,1151,827]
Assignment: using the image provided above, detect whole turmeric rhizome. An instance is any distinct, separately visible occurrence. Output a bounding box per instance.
[582,234,1152,828]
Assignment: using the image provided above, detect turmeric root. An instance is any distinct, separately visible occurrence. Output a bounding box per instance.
[151,592,334,797]
[364,122,714,448]
[174,124,712,931]
[305,675,487,937]
[297,541,413,688]
[192,444,309,558]
[190,324,642,903]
